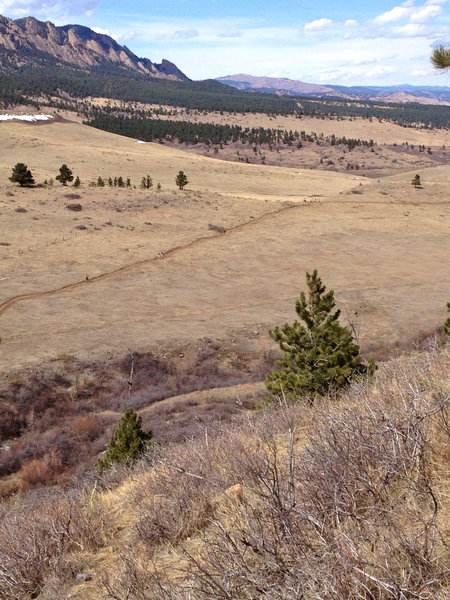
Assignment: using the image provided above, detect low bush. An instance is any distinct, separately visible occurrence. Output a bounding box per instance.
[66,202,82,211]
[103,346,449,600]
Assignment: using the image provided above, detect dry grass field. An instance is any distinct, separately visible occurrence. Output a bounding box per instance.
[83,100,450,173]
[1,115,449,377]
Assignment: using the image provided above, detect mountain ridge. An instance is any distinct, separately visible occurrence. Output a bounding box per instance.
[0,14,188,80]
[216,73,450,105]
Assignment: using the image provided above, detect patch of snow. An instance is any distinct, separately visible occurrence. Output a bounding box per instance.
[137,140,147,144]
[0,114,54,122]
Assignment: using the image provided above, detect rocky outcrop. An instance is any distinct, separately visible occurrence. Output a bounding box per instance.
[0,15,188,80]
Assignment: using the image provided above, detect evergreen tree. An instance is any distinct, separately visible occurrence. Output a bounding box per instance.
[146,175,153,189]
[56,164,74,186]
[431,45,450,70]
[108,177,113,187]
[444,302,450,337]
[97,407,152,472]
[126,178,131,188]
[411,174,421,188]
[9,163,34,187]
[73,175,81,187]
[141,176,147,189]
[117,176,124,187]
[176,170,189,190]
[265,270,374,401]
[97,176,105,187]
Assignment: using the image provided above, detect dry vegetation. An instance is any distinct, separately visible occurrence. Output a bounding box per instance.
[0,105,449,597]
[0,340,271,495]
[0,112,449,494]
[0,344,448,599]
[81,100,450,173]
[1,118,449,374]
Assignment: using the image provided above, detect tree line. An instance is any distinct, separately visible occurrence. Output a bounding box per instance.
[9,162,188,190]
[295,97,450,129]
[87,115,375,150]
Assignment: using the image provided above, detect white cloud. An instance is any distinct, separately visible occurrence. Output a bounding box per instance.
[172,28,199,40]
[373,1,446,28]
[411,68,431,74]
[117,30,137,43]
[410,4,442,22]
[344,19,358,27]
[373,4,412,25]
[0,0,101,19]
[304,18,333,32]
[91,26,109,36]
[392,23,427,34]
[366,65,394,76]
[315,64,395,82]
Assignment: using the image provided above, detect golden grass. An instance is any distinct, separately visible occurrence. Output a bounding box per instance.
[0,118,449,377]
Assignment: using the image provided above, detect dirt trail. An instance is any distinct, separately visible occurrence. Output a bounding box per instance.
[0,203,298,318]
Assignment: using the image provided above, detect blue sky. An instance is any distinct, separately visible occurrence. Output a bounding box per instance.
[2,0,450,86]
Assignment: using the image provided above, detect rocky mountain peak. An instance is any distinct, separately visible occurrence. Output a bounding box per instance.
[0,14,189,80]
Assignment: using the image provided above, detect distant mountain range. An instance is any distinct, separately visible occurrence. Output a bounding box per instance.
[216,74,450,106]
[0,15,188,80]
[1,14,449,111]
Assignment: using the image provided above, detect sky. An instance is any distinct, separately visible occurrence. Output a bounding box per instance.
[1,0,450,87]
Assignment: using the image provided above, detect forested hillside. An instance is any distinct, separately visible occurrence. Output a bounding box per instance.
[0,66,298,114]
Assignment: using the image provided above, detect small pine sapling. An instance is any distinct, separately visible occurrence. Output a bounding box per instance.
[56,164,74,186]
[411,174,421,188]
[176,170,188,190]
[97,407,152,472]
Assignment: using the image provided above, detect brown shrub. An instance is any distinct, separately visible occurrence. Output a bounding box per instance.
[0,486,111,600]
[66,202,82,211]
[0,403,25,441]
[20,447,63,489]
[72,415,104,440]
[103,347,449,600]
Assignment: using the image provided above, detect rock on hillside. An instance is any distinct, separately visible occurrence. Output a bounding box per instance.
[0,15,188,80]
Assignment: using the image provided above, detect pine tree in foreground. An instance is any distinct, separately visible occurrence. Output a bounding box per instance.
[265,270,374,402]
[97,407,152,472]
[431,45,450,70]
[9,163,34,187]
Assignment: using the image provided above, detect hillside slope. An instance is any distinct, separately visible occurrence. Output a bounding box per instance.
[0,345,448,599]
[0,15,187,80]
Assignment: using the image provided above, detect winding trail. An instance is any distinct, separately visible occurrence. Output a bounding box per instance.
[0,202,300,319]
